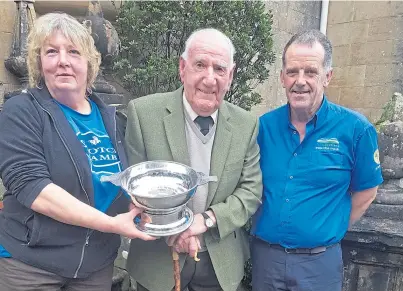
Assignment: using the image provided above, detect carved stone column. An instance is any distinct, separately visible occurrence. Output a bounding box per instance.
[81,0,126,108]
[342,93,403,291]
[4,0,36,100]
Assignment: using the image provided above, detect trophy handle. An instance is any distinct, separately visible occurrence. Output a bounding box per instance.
[100,172,123,186]
[197,172,218,185]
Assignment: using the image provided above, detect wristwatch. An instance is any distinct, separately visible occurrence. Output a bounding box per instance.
[201,212,214,229]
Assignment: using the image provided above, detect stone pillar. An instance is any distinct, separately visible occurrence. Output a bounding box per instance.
[3,0,36,100]
[342,92,403,291]
[81,0,126,109]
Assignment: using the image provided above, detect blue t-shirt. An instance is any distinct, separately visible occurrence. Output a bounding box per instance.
[0,99,123,258]
[57,99,123,212]
[252,96,383,248]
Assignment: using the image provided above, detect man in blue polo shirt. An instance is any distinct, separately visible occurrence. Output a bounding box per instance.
[251,30,383,291]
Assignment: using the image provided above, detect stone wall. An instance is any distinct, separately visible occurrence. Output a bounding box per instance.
[326,0,403,123]
[251,1,321,116]
[0,1,21,107]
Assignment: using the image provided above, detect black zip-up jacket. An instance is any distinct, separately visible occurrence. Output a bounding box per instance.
[0,86,129,278]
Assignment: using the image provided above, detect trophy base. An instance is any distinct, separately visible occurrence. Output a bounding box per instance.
[136,206,194,237]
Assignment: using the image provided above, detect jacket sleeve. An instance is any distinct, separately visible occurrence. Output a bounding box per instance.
[209,117,263,239]
[124,100,147,166]
[0,97,52,208]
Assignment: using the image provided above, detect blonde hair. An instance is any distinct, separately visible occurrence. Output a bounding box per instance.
[27,12,101,89]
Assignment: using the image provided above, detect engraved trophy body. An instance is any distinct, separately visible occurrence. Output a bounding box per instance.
[101,160,216,236]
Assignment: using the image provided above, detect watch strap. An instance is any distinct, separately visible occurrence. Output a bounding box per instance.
[201,212,210,221]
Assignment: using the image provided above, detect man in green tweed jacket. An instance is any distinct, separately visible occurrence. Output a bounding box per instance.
[125,28,262,291]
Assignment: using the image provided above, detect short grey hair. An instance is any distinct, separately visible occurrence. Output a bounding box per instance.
[181,28,236,66]
[282,29,333,72]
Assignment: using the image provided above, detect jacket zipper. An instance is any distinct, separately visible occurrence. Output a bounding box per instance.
[28,92,91,278]
[74,230,90,278]
[109,106,124,207]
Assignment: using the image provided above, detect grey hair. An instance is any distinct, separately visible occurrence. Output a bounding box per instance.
[282,29,333,72]
[181,28,236,66]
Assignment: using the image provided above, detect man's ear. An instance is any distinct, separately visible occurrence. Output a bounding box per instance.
[280,69,285,88]
[179,57,186,83]
[323,69,333,88]
[227,63,236,90]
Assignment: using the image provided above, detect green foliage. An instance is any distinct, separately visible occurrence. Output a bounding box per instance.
[113,1,275,111]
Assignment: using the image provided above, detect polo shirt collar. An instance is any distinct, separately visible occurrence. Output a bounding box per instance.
[287,94,329,129]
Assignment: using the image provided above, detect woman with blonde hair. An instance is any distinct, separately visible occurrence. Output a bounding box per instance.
[0,12,153,291]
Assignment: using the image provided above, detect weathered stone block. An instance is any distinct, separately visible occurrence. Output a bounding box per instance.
[351,40,400,66]
[331,65,366,88]
[368,16,403,42]
[376,93,403,179]
[354,1,396,21]
[391,1,403,16]
[328,0,355,25]
[264,1,282,30]
[272,30,292,60]
[0,1,16,34]
[275,82,287,107]
[365,64,400,87]
[274,2,291,32]
[328,21,370,46]
[286,9,320,34]
[287,1,321,18]
[0,32,14,60]
[339,86,365,108]
[332,45,351,67]
[325,86,341,104]
[364,85,399,110]
[255,74,278,107]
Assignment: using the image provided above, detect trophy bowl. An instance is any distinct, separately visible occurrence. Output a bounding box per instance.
[101,160,217,236]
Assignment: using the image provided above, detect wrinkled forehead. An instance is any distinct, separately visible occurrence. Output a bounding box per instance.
[188,36,231,63]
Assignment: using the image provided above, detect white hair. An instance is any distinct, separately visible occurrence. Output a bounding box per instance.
[181,28,235,66]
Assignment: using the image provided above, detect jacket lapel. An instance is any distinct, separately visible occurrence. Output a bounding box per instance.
[163,88,190,166]
[207,102,232,207]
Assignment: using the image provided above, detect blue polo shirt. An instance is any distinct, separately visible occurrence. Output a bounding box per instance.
[252,96,383,248]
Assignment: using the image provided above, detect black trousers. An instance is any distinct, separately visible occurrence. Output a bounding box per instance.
[137,251,222,291]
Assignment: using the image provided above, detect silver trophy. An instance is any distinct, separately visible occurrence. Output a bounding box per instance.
[101,160,217,236]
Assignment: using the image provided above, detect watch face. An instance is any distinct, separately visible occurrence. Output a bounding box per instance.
[206,218,214,228]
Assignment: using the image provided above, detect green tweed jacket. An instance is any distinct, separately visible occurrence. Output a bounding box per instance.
[124,87,262,291]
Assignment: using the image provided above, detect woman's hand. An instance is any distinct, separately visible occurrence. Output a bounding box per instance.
[31,184,156,240]
[111,204,156,241]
